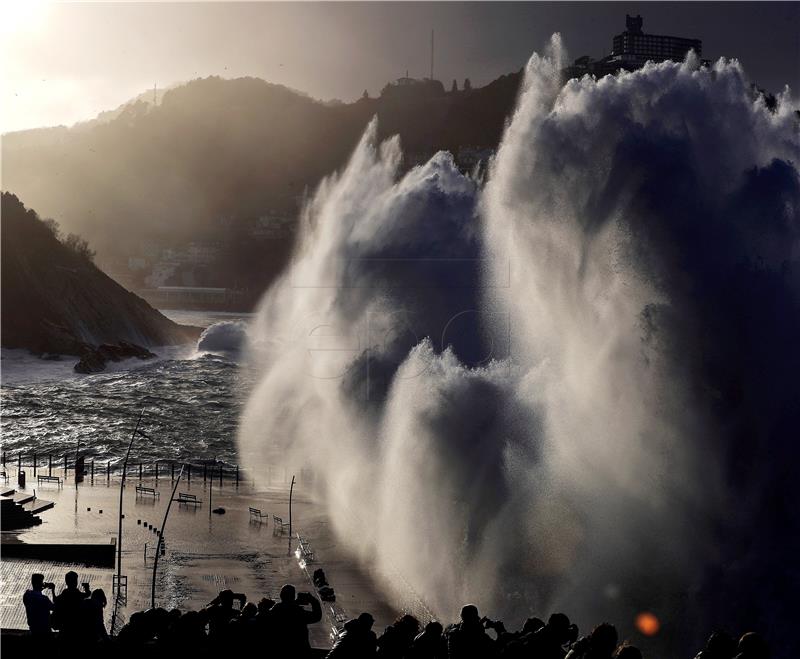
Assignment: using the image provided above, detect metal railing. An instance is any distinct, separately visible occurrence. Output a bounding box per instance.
[1,451,243,485]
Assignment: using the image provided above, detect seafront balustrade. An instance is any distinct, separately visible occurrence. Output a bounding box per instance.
[0,451,258,486]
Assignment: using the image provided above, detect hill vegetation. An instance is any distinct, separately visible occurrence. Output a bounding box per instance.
[1,192,198,364]
[1,73,522,305]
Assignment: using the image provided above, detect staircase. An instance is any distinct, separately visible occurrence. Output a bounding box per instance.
[1,495,44,530]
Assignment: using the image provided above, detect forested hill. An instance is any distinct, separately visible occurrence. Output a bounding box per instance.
[1,73,522,266]
[1,192,198,357]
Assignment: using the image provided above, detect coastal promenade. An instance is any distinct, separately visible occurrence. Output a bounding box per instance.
[0,468,399,647]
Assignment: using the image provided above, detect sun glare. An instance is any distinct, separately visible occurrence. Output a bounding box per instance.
[0,0,49,37]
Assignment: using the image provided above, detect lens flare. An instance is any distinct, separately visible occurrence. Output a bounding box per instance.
[635,612,661,636]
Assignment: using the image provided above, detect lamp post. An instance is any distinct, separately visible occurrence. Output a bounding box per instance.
[111,409,147,633]
[208,458,215,521]
[151,464,184,608]
[289,474,296,537]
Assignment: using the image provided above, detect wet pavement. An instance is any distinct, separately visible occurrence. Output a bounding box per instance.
[1,468,399,647]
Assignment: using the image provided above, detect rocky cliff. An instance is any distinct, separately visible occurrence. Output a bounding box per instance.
[1,192,199,366]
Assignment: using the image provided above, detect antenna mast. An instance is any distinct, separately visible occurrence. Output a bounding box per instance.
[430,29,435,80]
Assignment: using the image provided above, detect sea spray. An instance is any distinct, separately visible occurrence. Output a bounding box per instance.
[197,321,248,355]
[240,37,799,653]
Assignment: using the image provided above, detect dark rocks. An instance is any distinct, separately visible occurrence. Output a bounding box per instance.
[2,193,200,359]
[74,341,157,373]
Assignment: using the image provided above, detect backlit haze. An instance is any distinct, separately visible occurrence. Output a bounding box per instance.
[1,1,798,134]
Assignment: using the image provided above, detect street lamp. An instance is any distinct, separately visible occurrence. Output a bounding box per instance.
[111,408,149,632]
[151,464,184,608]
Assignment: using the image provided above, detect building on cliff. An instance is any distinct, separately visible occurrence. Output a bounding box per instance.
[565,15,706,80]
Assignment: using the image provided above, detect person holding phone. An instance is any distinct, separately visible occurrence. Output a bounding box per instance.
[204,589,247,640]
[268,584,322,657]
[52,571,90,640]
[23,573,55,637]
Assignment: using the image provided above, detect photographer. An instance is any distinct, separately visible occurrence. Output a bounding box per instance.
[445,605,497,659]
[52,571,90,640]
[204,589,247,639]
[268,584,322,657]
[22,573,55,636]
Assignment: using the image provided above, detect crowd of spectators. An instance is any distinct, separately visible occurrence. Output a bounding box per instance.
[22,572,770,659]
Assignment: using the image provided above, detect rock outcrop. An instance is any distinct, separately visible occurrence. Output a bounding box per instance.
[74,341,158,374]
[1,192,200,370]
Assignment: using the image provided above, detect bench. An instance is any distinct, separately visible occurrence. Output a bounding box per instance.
[135,485,160,499]
[249,507,267,523]
[297,538,315,562]
[273,515,291,534]
[177,492,201,506]
[37,475,62,487]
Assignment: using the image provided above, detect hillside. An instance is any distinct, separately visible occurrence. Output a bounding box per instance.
[1,192,198,362]
[0,74,522,306]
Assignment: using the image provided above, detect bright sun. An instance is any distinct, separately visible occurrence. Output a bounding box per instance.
[0,0,49,37]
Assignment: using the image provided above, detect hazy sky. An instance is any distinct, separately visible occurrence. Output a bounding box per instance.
[1,1,798,134]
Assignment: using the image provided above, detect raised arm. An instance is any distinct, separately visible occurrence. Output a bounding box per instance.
[302,593,322,624]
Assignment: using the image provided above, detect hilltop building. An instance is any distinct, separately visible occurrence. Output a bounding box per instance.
[380,75,445,100]
[565,15,704,79]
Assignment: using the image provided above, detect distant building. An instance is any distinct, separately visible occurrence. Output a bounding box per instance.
[380,76,445,100]
[565,15,704,79]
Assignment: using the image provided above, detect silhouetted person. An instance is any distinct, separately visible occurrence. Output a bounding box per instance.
[446,605,496,659]
[358,612,379,654]
[735,632,769,659]
[378,614,420,658]
[410,620,446,659]
[614,646,642,659]
[528,613,578,659]
[52,571,90,639]
[116,610,148,645]
[23,573,54,636]
[566,622,618,659]
[268,584,322,657]
[694,631,737,659]
[328,619,361,658]
[255,596,275,630]
[231,601,259,648]
[204,589,246,640]
[78,588,108,643]
[328,613,377,658]
[172,610,207,650]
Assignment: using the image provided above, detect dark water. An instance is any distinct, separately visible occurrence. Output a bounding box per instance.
[1,310,250,465]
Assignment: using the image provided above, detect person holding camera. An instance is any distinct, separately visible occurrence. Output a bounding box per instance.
[445,604,498,659]
[204,589,247,640]
[268,584,322,657]
[52,571,91,639]
[23,573,55,636]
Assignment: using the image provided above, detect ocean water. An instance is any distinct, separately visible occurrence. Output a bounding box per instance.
[0,310,250,465]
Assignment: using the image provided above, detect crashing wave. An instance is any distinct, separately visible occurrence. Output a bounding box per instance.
[240,36,799,653]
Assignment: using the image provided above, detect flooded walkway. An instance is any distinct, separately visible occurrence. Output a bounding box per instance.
[1,471,399,647]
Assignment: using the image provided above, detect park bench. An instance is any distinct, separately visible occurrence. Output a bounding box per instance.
[297,538,315,562]
[273,515,291,534]
[249,507,268,523]
[177,492,201,506]
[135,485,160,499]
[37,475,62,487]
